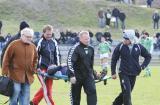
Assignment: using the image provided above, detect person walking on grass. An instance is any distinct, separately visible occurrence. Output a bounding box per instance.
[30,25,60,105]
[2,28,38,105]
[111,29,151,105]
[67,31,97,105]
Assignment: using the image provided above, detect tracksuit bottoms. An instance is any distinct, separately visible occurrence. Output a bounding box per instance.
[113,73,136,105]
[32,69,55,105]
[70,74,97,105]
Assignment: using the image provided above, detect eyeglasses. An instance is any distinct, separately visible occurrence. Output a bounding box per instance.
[24,35,33,39]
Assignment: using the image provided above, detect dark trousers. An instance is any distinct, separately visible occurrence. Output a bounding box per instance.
[114,17,119,29]
[121,21,125,30]
[153,21,159,29]
[70,75,97,105]
[113,73,136,105]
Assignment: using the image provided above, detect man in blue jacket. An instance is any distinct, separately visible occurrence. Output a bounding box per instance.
[111,29,151,105]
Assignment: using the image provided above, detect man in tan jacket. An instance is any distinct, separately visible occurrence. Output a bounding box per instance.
[2,27,38,105]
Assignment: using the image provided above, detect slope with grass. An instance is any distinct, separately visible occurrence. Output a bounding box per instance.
[0,0,159,38]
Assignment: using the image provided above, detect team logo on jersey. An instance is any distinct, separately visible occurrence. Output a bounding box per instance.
[135,48,138,51]
[84,48,88,54]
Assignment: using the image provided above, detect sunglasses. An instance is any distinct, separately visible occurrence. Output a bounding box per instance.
[123,37,129,40]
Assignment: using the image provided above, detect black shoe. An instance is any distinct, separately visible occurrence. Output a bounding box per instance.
[104,79,107,85]
[30,101,34,105]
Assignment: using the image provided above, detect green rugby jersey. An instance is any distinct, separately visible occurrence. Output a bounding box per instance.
[98,41,111,54]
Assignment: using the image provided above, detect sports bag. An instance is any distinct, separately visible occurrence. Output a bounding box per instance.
[0,76,14,97]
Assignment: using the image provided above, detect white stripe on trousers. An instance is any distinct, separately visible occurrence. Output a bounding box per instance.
[37,74,52,105]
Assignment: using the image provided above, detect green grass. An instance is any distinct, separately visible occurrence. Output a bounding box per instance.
[0,66,160,105]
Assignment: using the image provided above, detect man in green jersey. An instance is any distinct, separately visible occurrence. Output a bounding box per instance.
[98,35,111,84]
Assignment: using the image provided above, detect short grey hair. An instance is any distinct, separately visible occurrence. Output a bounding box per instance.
[21,28,34,37]
[79,31,89,37]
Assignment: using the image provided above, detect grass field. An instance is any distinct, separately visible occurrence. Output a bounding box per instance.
[0,66,160,105]
[0,1,160,104]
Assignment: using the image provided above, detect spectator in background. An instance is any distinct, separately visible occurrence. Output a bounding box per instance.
[5,33,12,42]
[0,36,5,50]
[105,9,112,28]
[1,21,30,66]
[112,7,120,29]
[152,10,159,29]
[89,30,94,45]
[135,29,140,39]
[98,8,106,28]
[119,12,126,30]
[135,29,140,43]
[54,29,61,44]
[104,31,113,43]
[95,32,103,42]
[0,21,2,35]
[147,0,153,8]
[154,33,160,50]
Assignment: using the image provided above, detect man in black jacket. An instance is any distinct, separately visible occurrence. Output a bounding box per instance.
[0,21,2,35]
[152,10,160,29]
[119,12,126,30]
[112,7,120,29]
[111,29,151,105]
[67,31,97,105]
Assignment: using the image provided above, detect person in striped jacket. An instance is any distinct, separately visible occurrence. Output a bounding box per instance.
[30,25,60,105]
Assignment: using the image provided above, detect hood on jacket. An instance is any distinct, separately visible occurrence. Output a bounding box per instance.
[123,29,136,44]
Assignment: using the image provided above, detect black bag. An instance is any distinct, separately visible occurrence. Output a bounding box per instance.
[0,76,14,97]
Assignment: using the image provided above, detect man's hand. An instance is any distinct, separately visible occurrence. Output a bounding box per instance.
[70,77,76,84]
[2,71,8,76]
[112,74,117,79]
[141,65,145,70]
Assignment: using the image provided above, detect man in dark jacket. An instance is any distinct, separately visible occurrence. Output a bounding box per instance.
[1,21,30,66]
[67,31,97,105]
[112,7,120,29]
[152,10,160,29]
[111,29,151,105]
[119,12,126,30]
[0,21,2,35]
[147,0,153,7]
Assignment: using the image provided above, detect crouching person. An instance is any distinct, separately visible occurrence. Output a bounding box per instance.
[2,28,38,105]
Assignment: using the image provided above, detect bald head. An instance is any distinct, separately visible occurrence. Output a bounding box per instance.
[79,31,90,46]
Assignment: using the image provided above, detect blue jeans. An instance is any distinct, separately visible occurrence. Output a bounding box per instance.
[10,82,30,105]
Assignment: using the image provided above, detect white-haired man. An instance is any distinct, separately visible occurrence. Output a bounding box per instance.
[2,28,38,105]
[67,31,97,105]
[111,29,151,105]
